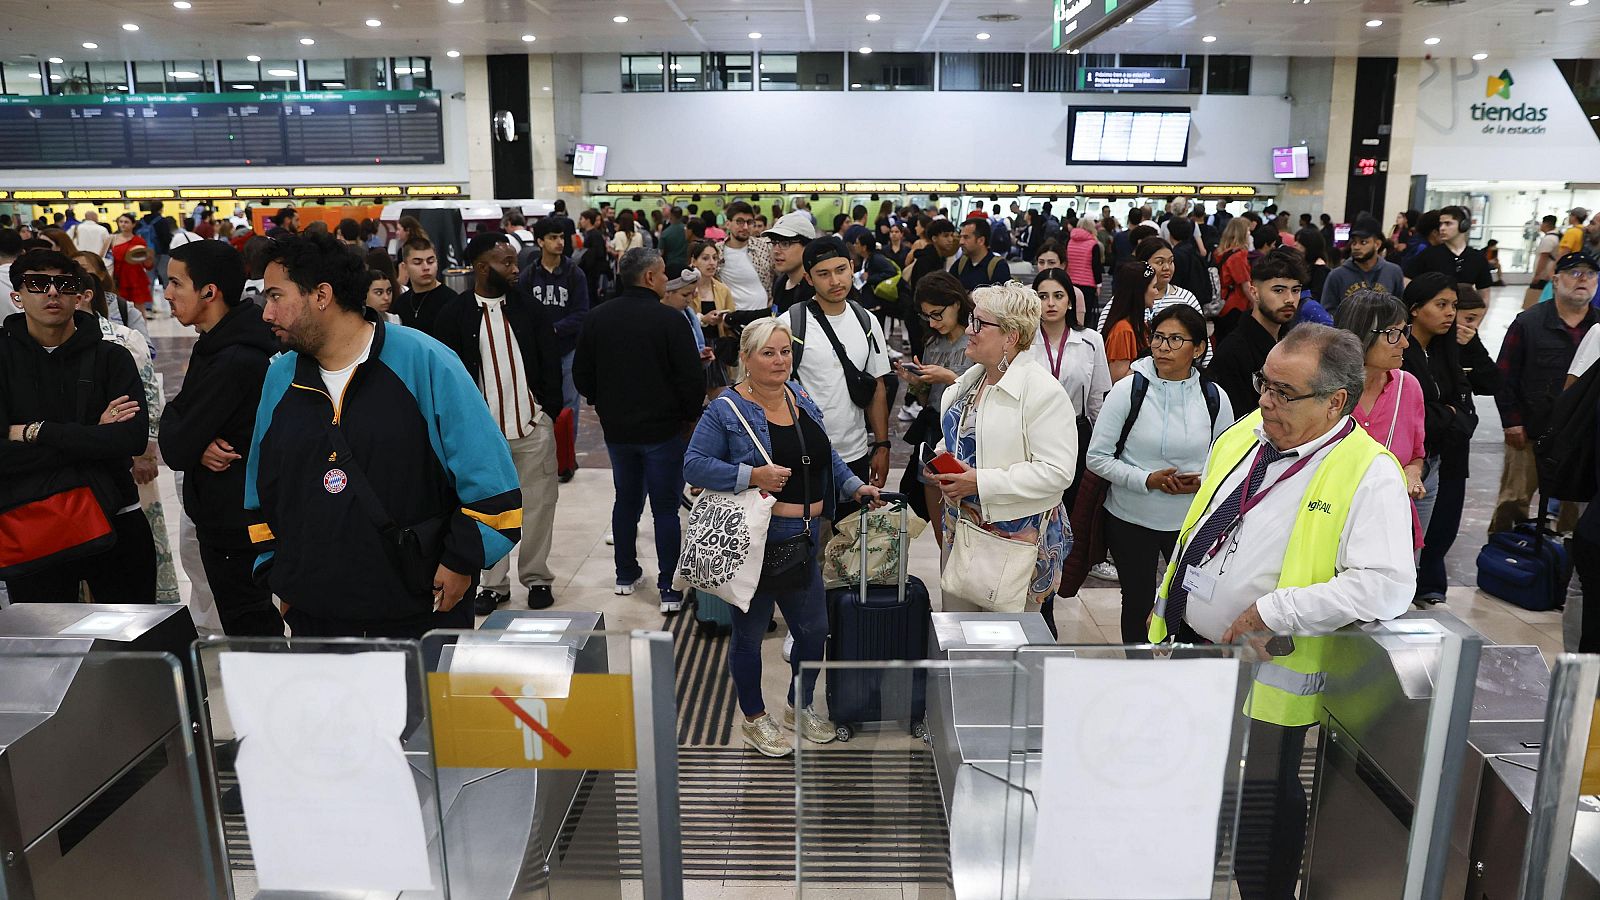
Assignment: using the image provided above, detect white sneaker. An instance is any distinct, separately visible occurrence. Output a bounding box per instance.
[741,714,793,758]
[660,592,684,614]
[898,401,923,422]
[1089,561,1120,583]
[604,529,615,545]
[615,578,638,596]
[782,631,794,662]
[784,704,838,744]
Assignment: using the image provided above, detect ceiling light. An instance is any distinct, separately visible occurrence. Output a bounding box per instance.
[613,15,629,23]
[26,73,40,79]
[232,83,255,89]
[170,70,200,79]
[1201,34,1217,42]
[522,33,536,41]
[541,85,550,90]
[976,32,990,39]
[267,68,297,76]
[172,0,191,8]
[859,46,872,54]
[1472,52,1488,60]
[300,37,315,45]
[1365,18,1382,26]
[82,42,99,49]
[865,13,880,22]
[47,56,64,64]
[365,18,382,27]
[851,82,862,88]
[1591,114,1600,120]
[324,81,344,87]
[1572,0,1590,7]
[448,0,464,4]
[749,31,762,39]
[446,49,460,57]
[122,22,140,31]
[49,75,61,81]
[394,66,413,74]
[1011,82,1022,87]
[1423,36,1440,45]
[1067,48,1080,54]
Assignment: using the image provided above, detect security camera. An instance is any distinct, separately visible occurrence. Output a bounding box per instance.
[449,90,466,100]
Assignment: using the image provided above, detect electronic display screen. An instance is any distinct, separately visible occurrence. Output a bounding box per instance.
[1272,145,1310,179]
[1066,106,1191,166]
[572,143,608,178]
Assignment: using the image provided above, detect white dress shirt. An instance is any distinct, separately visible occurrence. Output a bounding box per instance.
[1024,325,1112,423]
[1180,417,1415,641]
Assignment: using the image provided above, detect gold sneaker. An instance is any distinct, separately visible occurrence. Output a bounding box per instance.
[784,705,838,744]
[741,714,793,758]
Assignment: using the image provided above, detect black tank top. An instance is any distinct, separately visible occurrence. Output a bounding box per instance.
[767,413,830,504]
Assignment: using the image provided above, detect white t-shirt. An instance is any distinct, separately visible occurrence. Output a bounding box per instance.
[720,244,768,311]
[1535,232,1561,277]
[1569,326,1600,380]
[320,328,375,408]
[0,263,17,317]
[71,219,112,258]
[168,229,203,249]
[778,303,891,461]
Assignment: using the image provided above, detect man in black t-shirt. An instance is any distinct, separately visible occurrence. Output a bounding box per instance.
[762,211,818,313]
[396,236,459,337]
[1404,205,1493,298]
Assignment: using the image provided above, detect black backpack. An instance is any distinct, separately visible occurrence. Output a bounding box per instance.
[1124,372,1224,441]
[789,298,881,408]
[1536,363,1600,501]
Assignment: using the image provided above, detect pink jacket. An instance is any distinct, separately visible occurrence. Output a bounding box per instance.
[1065,228,1098,287]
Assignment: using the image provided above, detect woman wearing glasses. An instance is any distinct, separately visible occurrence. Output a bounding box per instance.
[896,271,974,546]
[1100,261,1162,383]
[1332,289,1428,548]
[931,282,1078,611]
[1086,305,1232,642]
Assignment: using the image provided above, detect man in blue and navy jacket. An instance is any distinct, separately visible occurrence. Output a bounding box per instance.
[246,232,520,638]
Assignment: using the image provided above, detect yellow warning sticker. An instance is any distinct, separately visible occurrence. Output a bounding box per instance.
[428,672,636,770]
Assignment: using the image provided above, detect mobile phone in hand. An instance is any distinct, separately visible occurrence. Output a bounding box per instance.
[927,451,965,476]
[901,362,924,375]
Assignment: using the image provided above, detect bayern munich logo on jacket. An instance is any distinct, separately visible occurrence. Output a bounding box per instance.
[323,468,348,494]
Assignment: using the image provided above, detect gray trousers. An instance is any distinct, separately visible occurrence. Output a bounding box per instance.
[482,420,559,593]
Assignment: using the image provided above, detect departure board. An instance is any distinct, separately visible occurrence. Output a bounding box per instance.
[1066,106,1192,167]
[0,89,443,169]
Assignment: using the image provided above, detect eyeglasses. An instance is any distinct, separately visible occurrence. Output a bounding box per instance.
[1561,268,1599,281]
[1149,332,1199,349]
[1371,325,1410,344]
[968,315,1001,335]
[1251,371,1321,404]
[18,274,86,294]
[918,307,950,323]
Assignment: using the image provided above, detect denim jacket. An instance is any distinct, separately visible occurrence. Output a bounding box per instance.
[684,381,865,520]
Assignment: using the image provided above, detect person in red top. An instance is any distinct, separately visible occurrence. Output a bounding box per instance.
[1213,217,1255,340]
[108,213,153,311]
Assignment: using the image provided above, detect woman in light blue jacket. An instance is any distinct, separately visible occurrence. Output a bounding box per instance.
[1086,305,1233,642]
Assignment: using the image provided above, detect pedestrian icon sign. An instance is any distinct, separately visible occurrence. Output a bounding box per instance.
[429,672,636,770]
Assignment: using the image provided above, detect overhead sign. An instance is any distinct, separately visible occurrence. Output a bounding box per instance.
[1053,0,1159,51]
[783,182,843,193]
[725,182,783,193]
[665,182,722,193]
[602,182,663,194]
[964,183,1022,194]
[1081,183,1141,195]
[843,181,902,193]
[1022,183,1082,195]
[1197,185,1258,196]
[1079,68,1192,93]
[903,182,961,194]
[428,672,636,770]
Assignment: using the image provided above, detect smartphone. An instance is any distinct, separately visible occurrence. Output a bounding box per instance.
[927,451,965,476]
[900,362,924,375]
[1178,472,1202,480]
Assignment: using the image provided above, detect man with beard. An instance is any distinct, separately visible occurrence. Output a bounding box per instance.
[719,200,773,310]
[247,232,520,637]
[1321,215,1404,315]
[434,233,563,615]
[1207,249,1309,416]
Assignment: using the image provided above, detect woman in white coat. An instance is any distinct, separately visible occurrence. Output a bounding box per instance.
[932,282,1079,612]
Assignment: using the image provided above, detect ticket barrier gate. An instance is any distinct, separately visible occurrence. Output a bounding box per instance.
[0,605,221,900]
[193,618,682,900]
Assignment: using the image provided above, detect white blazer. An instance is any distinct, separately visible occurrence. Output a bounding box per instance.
[938,355,1079,523]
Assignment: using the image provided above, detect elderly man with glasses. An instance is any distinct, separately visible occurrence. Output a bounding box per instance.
[1149,322,1414,900]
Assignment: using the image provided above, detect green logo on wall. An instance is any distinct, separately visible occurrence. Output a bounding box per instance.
[1486,69,1513,100]
[1472,67,1548,134]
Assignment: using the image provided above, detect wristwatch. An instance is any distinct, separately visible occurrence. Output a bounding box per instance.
[870,440,891,451]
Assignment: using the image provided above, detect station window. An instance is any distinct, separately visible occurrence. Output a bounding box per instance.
[940,53,1024,92]
[0,61,45,97]
[44,61,130,94]
[849,52,933,91]
[621,54,665,92]
[758,52,843,91]
[390,57,432,89]
[306,59,353,90]
[667,53,753,91]
[1206,56,1252,95]
[132,60,217,93]
[1118,54,1204,94]
[1028,53,1078,93]
[221,59,299,92]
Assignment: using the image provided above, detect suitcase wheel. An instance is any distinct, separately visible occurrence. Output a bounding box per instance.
[835,724,854,742]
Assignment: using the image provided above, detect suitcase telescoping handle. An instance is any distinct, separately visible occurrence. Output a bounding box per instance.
[859,492,910,604]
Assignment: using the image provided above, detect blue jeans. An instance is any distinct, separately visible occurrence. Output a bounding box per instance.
[561,349,580,450]
[608,436,686,593]
[728,516,827,717]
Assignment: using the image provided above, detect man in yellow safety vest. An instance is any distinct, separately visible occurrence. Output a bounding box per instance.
[1149,323,1415,899]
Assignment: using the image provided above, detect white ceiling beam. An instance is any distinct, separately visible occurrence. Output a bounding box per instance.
[917,0,956,50]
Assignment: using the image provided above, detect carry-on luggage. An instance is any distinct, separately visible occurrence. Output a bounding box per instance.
[824,494,930,741]
[554,407,577,476]
[693,589,734,636]
[1476,513,1571,612]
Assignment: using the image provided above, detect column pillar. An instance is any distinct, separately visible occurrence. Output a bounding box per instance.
[463,55,494,200]
[1383,58,1423,226]
[1320,57,1359,224]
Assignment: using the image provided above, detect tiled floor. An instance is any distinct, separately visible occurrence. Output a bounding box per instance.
[143,282,1568,899]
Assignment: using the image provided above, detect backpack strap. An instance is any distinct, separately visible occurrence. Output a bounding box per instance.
[789,300,810,375]
[1113,372,1150,459]
[985,254,999,281]
[1201,379,1221,428]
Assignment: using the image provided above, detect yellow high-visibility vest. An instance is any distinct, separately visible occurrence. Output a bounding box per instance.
[1150,410,1403,727]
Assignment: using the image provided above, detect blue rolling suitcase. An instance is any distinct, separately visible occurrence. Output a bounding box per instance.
[824,495,930,741]
[1476,518,1571,612]
[693,589,734,636]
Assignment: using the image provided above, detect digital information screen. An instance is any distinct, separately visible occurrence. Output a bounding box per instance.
[0,89,443,169]
[1272,145,1310,179]
[572,143,608,178]
[1067,106,1191,166]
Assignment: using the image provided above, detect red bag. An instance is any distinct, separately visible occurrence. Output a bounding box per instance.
[0,472,116,578]
[554,407,577,474]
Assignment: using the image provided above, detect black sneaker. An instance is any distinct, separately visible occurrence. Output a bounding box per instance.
[527,585,555,609]
[473,587,508,616]
[558,466,576,484]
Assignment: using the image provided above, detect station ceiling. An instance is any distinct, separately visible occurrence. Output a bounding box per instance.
[2,0,1597,62]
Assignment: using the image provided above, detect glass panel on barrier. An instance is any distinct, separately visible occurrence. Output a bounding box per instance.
[795,658,1026,900]
[419,627,681,900]
[0,647,221,900]
[190,636,448,898]
[1010,643,1255,900]
[1515,653,1600,900]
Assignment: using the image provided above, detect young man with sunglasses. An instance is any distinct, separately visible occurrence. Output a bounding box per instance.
[1,250,156,602]
[1207,249,1309,417]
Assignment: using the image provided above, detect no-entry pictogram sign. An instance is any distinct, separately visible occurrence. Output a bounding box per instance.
[428,672,636,770]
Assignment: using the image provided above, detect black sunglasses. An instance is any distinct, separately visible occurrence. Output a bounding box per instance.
[18,274,86,294]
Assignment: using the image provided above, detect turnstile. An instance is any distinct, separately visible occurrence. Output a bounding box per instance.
[0,604,219,900]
